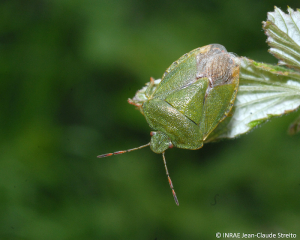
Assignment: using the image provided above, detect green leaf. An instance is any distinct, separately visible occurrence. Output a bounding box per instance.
[207,7,300,141]
[206,57,300,142]
[263,7,300,70]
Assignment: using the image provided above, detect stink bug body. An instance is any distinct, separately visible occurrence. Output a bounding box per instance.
[98,44,240,205]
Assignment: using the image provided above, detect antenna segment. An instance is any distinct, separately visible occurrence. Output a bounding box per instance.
[97,143,150,158]
[97,143,179,206]
[162,152,179,206]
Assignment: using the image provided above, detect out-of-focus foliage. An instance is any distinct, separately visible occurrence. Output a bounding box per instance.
[1,1,300,240]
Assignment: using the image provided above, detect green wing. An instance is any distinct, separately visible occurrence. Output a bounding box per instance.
[152,48,200,100]
[152,44,227,100]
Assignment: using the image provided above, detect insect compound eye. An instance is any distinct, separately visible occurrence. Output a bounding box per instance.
[168,142,174,149]
[150,131,156,136]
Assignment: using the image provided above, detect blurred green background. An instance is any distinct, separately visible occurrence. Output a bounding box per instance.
[1,0,300,239]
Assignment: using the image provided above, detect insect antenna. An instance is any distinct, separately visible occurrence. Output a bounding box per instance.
[97,143,150,158]
[162,152,179,206]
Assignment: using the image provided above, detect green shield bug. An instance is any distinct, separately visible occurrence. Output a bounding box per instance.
[98,44,240,205]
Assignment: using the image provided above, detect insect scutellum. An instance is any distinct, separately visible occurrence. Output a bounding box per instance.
[97,139,179,206]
